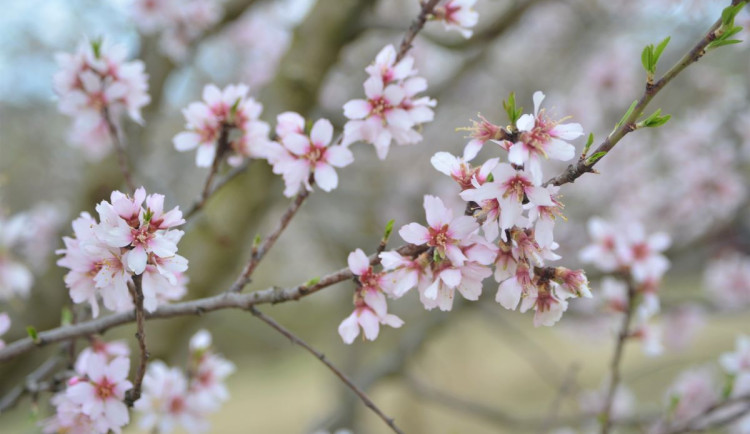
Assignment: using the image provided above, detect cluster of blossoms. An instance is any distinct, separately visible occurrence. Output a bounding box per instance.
[57,187,188,317]
[431,0,479,39]
[580,218,671,355]
[704,251,750,310]
[338,92,593,341]
[173,84,272,168]
[53,38,150,160]
[267,114,354,197]
[130,0,223,61]
[135,330,235,433]
[44,339,133,433]
[342,44,437,160]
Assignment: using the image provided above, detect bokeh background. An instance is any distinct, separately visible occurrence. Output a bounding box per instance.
[2,0,750,432]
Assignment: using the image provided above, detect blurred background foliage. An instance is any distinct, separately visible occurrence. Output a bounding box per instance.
[1,0,750,432]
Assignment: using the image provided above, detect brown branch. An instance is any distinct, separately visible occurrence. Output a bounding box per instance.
[248,306,405,434]
[102,107,136,194]
[396,0,442,62]
[0,244,427,363]
[0,355,63,413]
[125,274,148,407]
[545,1,745,188]
[600,281,637,434]
[227,189,310,293]
[190,124,231,219]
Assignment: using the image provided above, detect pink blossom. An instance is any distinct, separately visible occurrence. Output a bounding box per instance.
[54,38,150,160]
[662,304,705,351]
[379,250,430,298]
[525,185,564,248]
[338,304,403,344]
[66,354,133,433]
[135,361,208,433]
[0,312,10,349]
[509,91,583,184]
[173,84,272,167]
[0,211,33,300]
[433,0,479,38]
[431,151,498,191]
[342,45,436,159]
[519,283,571,327]
[720,335,750,375]
[459,114,508,161]
[579,217,625,272]
[270,116,354,197]
[399,195,478,266]
[618,222,671,283]
[704,253,750,310]
[665,367,719,424]
[74,338,130,376]
[631,307,663,356]
[461,163,552,233]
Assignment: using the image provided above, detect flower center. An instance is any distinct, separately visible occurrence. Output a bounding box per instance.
[95,378,116,400]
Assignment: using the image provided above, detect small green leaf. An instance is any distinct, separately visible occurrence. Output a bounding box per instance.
[723,373,736,399]
[615,100,639,130]
[585,151,607,166]
[707,39,743,50]
[90,38,103,58]
[433,249,441,263]
[654,36,671,62]
[641,45,651,74]
[27,326,39,343]
[304,277,320,287]
[640,109,672,128]
[383,219,395,241]
[252,234,262,248]
[721,2,746,27]
[502,92,523,125]
[486,173,494,182]
[582,133,594,156]
[61,307,73,326]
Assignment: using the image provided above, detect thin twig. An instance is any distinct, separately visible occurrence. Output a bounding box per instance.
[248,306,405,434]
[396,0,442,62]
[545,0,747,188]
[125,275,148,407]
[661,394,750,434]
[0,356,63,413]
[600,281,637,434]
[102,107,136,194]
[227,189,310,293]
[184,160,250,220]
[188,124,231,219]
[0,244,428,363]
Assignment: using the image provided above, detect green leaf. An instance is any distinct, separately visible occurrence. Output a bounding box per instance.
[721,2,746,27]
[585,151,607,166]
[641,45,651,74]
[304,277,320,287]
[582,133,595,156]
[252,234,262,248]
[90,38,103,58]
[707,39,743,50]
[654,36,671,61]
[61,307,73,326]
[615,100,639,130]
[486,173,494,182]
[27,326,39,343]
[383,219,395,241]
[641,109,672,128]
[502,92,523,125]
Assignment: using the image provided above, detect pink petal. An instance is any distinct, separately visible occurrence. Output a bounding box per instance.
[343,99,371,120]
[423,195,452,229]
[313,163,338,192]
[399,223,430,244]
[347,249,370,276]
[338,312,360,344]
[310,118,333,146]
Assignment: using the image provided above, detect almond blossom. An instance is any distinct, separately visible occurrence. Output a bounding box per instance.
[704,252,750,310]
[268,116,354,197]
[431,151,498,191]
[0,210,33,300]
[53,38,150,160]
[458,114,508,161]
[342,45,436,159]
[135,329,234,433]
[58,188,188,317]
[508,91,583,184]
[720,335,750,375]
[399,195,479,266]
[0,312,9,349]
[432,0,479,39]
[173,84,272,167]
[664,367,719,425]
[338,249,404,344]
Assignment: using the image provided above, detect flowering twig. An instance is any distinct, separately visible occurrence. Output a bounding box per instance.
[248,306,405,434]
[600,280,637,434]
[396,0,442,61]
[125,274,148,407]
[227,189,311,293]
[193,124,231,217]
[102,107,136,194]
[0,244,427,363]
[663,394,750,434]
[545,0,747,188]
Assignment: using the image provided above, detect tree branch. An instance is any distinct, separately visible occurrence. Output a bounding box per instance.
[545,1,746,188]
[125,275,148,407]
[0,244,427,363]
[396,0,442,62]
[102,107,136,194]
[248,306,404,434]
[600,280,637,434]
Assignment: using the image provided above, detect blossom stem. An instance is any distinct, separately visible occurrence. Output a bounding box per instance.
[184,160,250,221]
[192,124,231,218]
[544,0,746,188]
[102,106,136,194]
[227,188,311,293]
[0,245,427,363]
[396,0,442,62]
[600,280,637,434]
[125,274,148,407]
[248,306,405,434]
[663,394,750,434]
